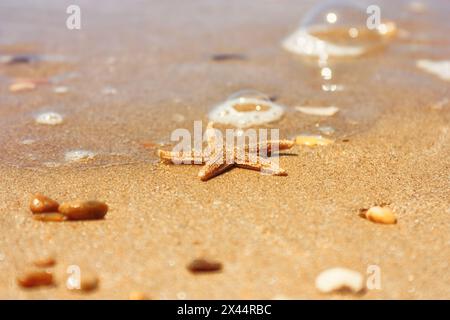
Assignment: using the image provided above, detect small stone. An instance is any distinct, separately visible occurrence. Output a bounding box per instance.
[129,291,149,300]
[187,258,222,273]
[17,270,54,288]
[35,112,64,125]
[33,256,56,268]
[9,81,36,92]
[360,206,397,224]
[58,200,108,220]
[67,269,99,292]
[294,135,334,146]
[315,267,364,294]
[79,273,99,292]
[30,193,60,213]
[32,213,67,222]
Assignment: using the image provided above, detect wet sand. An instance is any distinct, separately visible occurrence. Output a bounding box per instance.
[0,0,449,299]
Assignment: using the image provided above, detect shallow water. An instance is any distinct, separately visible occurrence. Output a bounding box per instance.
[0,0,449,168]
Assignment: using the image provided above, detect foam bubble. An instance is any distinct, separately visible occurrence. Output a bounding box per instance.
[208,90,285,128]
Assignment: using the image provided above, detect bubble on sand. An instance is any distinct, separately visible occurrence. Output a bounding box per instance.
[416,60,450,81]
[282,0,396,58]
[65,150,96,162]
[35,112,64,125]
[208,90,285,128]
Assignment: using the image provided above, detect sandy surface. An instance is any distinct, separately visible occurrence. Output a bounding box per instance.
[0,0,449,299]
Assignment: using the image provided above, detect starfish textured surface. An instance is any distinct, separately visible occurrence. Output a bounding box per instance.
[158,122,295,181]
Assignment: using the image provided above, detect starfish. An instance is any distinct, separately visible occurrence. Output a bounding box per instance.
[157,122,295,181]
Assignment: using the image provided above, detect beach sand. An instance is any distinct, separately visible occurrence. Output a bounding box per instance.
[0,0,449,299]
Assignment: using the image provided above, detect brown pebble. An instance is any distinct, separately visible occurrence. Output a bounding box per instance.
[187,258,222,273]
[17,270,54,288]
[80,273,99,292]
[32,213,67,222]
[33,256,56,268]
[58,200,108,220]
[129,291,149,300]
[360,206,397,224]
[30,193,59,213]
[211,53,246,61]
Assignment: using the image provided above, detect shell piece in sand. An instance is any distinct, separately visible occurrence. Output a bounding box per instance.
[417,60,450,81]
[295,105,339,116]
[315,267,364,294]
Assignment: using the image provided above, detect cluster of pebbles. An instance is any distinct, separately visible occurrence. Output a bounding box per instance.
[17,255,99,293]
[30,193,108,222]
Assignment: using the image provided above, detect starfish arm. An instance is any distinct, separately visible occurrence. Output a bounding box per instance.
[245,140,294,154]
[157,149,205,164]
[235,159,287,176]
[198,162,233,181]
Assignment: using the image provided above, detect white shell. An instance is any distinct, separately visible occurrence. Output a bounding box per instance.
[65,150,95,162]
[208,97,285,128]
[417,59,450,81]
[315,267,364,293]
[295,105,339,116]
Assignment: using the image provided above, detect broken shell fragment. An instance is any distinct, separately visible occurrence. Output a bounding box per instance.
[58,200,108,220]
[416,59,450,81]
[187,258,222,273]
[295,135,334,146]
[295,106,339,116]
[17,270,54,288]
[361,206,397,224]
[9,81,36,92]
[30,193,60,213]
[315,267,364,294]
[35,112,64,125]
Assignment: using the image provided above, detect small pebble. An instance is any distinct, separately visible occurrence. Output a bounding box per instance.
[187,258,222,273]
[33,256,56,268]
[35,112,64,125]
[67,270,99,292]
[17,270,54,288]
[79,273,99,292]
[315,267,364,294]
[30,193,60,213]
[360,206,397,224]
[32,213,67,222]
[9,81,36,92]
[295,135,334,146]
[58,200,108,220]
[211,53,247,61]
[129,291,149,300]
